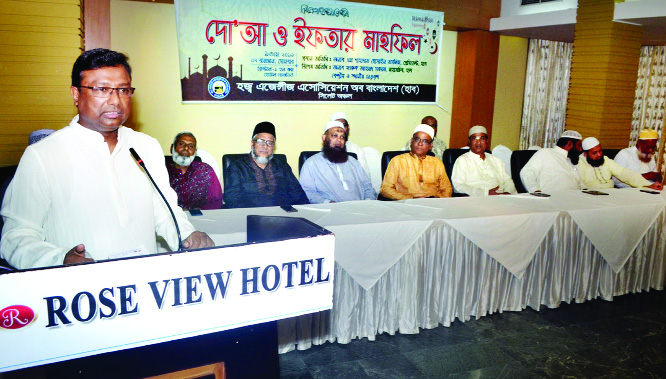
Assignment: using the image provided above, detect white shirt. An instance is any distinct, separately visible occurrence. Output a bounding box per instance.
[451,152,517,197]
[299,152,376,203]
[345,141,370,177]
[520,146,583,193]
[613,146,657,188]
[0,117,196,269]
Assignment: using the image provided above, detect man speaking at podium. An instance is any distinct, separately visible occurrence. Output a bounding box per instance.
[0,49,214,269]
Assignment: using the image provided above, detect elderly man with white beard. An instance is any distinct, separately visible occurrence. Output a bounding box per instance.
[166,131,223,210]
[614,129,663,188]
[224,122,309,208]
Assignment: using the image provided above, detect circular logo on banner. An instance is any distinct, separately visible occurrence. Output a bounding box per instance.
[208,77,230,99]
[0,305,36,330]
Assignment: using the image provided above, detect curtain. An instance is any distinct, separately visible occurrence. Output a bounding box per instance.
[631,46,666,144]
[520,39,573,149]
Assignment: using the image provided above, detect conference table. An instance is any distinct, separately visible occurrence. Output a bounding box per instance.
[188,189,666,353]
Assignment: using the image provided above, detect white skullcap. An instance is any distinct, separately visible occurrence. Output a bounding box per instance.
[561,130,582,140]
[330,112,347,121]
[413,124,435,140]
[582,137,600,151]
[325,120,345,132]
[468,125,487,137]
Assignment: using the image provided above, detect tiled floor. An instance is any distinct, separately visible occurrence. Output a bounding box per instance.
[279,290,666,379]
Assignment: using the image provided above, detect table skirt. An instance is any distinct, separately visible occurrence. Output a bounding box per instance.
[277,211,666,353]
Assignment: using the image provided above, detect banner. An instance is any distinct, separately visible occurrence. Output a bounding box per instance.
[0,235,334,372]
[175,0,444,102]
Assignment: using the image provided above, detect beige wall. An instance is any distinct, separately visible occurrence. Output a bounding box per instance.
[110,0,459,180]
[491,36,527,150]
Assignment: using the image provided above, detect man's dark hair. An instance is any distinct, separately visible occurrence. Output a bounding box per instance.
[71,48,132,87]
[556,137,577,148]
[173,132,197,148]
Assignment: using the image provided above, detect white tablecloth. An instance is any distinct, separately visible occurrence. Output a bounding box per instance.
[187,189,666,353]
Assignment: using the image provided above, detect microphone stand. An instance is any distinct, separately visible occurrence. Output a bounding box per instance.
[129,148,183,251]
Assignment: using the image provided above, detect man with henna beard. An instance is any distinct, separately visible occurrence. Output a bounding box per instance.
[299,120,376,203]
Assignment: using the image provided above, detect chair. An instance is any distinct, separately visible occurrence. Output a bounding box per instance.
[362,146,382,194]
[491,145,513,175]
[441,149,470,183]
[510,150,538,193]
[222,153,288,184]
[380,151,406,180]
[298,151,357,174]
[196,148,221,183]
[604,148,621,160]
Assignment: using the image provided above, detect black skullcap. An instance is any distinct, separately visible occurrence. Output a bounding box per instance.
[253,121,275,138]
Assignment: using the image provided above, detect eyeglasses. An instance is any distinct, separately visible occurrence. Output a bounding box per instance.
[253,138,275,147]
[412,137,432,145]
[79,86,135,98]
[328,131,346,140]
[470,135,488,141]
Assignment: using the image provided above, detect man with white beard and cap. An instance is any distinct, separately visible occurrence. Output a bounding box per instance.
[520,130,585,193]
[451,125,516,196]
[380,124,452,199]
[299,120,376,203]
[330,111,370,176]
[578,137,663,190]
[166,132,223,210]
[613,129,663,188]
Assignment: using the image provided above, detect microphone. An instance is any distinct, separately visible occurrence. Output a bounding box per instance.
[129,147,183,251]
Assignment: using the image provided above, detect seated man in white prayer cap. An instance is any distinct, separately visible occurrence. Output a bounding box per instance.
[520,130,584,193]
[299,120,376,203]
[614,129,662,188]
[451,125,516,196]
[330,111,370,176]
[578,137,663,190]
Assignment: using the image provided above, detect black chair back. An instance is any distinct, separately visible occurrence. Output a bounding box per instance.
[604,148,620,160]
[510,150,538,193]
[441,149,470,183]
[380,151,406,179]
[298,151,357,173]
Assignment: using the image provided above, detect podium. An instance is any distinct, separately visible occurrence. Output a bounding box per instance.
[0,216,334,379]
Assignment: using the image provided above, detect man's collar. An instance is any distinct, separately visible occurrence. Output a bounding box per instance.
[409,152,427,160]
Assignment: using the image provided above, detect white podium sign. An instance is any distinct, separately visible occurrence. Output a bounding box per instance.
[0,234,334,372]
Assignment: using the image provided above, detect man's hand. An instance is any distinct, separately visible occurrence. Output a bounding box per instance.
[488,186,508,196]
[643,171,663,183]
[648,182,663,191]
[183,231,215,250]
[63,244,94,265]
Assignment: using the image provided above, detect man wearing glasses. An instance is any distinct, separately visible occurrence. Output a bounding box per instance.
[224,122,308,208]
[451,125,516,196]
[0,48,213,269]
[300,121,376,203]
[380,125,452,199]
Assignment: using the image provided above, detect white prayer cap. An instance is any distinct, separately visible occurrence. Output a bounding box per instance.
[582,137,600,151]
[468,125,487,137]
[561,130,582,140]
[413,124,435,140]
[330,112,347,121]
[325,120,345,132]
